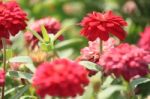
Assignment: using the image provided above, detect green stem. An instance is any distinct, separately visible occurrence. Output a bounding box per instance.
[100,39,103,54]
[1,38,7,99]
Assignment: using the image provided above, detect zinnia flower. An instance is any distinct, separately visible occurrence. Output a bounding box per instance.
[32,59,89,98]
[99,43,150,81]
[0,70,5,86]
[24,17,62,49]
[80,38,116,63]
[78,38,116,76]
[138,26,150,51]
[80,11,127,41]
[0,1,27,39]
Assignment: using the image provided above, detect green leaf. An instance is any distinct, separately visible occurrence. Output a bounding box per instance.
[7,71,33,82]
[40,42,53,51]
[5,85,24,96]
[20,96,37,99]
[27,28,43,42]
[11,85,30,99]
[41,25,50,42]
[101,76,114,89]
[54,24,74,41]
[130,78,150,96]
[9,56,35,72]
[55,38,83,50]
[98,85,125,99]
[79,61,101,71]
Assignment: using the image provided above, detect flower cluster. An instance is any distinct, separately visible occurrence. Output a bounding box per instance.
[80,11,127,41]
[0,1,27,39]
[0,70,5,86]
[24,17,62,48]
[32,59,89,98]
[138,26,150,51]
[99,43,150,81]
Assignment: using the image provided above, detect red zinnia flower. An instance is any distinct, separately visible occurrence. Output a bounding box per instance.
[0,70,5,86]
[80,11,127,41]
[24,17,62,49]
[32,59,89,98]
[0,1,27,39]
[99,43,150,81]
[138,26,150,51]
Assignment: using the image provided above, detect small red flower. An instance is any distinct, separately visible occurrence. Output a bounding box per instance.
[24,17,62,49]
[32,59,89,98]
[0,70,5,86]
[80,11,127,41]
[99,43,150,81]
[138,26,150,51]
[0,1,27,39]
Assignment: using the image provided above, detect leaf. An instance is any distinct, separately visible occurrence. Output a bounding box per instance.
[98,85,125,99]
[9,56,35,72]
[130,77,150,96]
[54,24,74,41]
[101,76,114,89]
[5,85,24,96]
[55,38,83,50]
[7,71,33,82]
[9,56,32,63]
[41,25,50,42]
[79,61,101,71]
[11,85,30,99]
[20,96,37,99]
[27,28,43,42]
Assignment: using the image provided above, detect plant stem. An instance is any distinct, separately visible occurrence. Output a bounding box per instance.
[1,38,7,99]
[100,39,103,54]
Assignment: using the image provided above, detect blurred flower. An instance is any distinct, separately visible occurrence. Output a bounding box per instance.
[0,69,5,86]
[99,43,150,81]
[138,26,150,51]
[0,1,27,39]
[80,38,116,63]
[32,59,89,98]
[80,11,127,41]
[29,50,47,64]
[78,38,116,76]
[24,17,62,49]
[123,1,137,14]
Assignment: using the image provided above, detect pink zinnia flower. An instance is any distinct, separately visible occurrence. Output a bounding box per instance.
[99,43,150,81]
[79,38,116,76]
[0,1,27,39]
[0,70,5,86]
[138,26,150,51]
[24,17,62,48]
[80,11,127,41]
[80,38,116,63]
[32,59,89,98]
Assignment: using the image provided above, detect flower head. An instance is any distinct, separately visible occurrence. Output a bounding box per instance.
[32,59,89,98]
[99,43,150,81]
[80,38,116,63]
[0,69,5,86]
[80,11,127,41]
[0,1,27,39]
[138,26,150,51]
[24,17,62,48]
